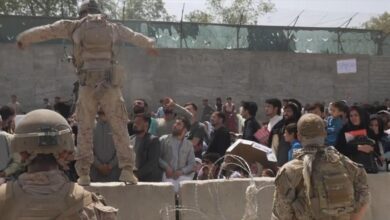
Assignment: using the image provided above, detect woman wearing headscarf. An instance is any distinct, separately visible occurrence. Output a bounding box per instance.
[369,115,390,170]
[335,105,380,173]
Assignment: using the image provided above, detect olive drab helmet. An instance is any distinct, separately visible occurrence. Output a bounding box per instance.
[297,113,326,141]
[11,109,74,164]
[79,0,101,17]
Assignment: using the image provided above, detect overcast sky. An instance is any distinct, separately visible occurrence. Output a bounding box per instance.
[163,0,390,28]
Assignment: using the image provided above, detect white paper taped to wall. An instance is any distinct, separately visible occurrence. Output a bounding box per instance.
[337,58,357,74]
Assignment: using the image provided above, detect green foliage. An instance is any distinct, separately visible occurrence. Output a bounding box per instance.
[185,10,214,23]
[364,12,390,35]
[124,0,175,21]
[0,0,78,17]
[96,0,121,19]
[186,0,274,24]
[364,12,390,55]
[0,0,174,21]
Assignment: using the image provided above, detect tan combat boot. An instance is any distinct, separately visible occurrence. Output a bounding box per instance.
[77,175,91,186]
[119,167,138,184]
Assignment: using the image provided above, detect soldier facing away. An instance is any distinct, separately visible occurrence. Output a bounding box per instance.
[0,109,118,219]
[272,113,370,220]
[16,0,158,185]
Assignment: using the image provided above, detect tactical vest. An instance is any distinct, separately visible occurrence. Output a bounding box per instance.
[72,14,114,71]
[0,181,92,220]
[72,15,126,88]
[299,148,355,219]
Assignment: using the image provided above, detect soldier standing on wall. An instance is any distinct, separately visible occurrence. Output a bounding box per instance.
[16,0,159,185]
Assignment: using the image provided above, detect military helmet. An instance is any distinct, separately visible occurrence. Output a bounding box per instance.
[297,113,326,140]
[79,0,101,16]
[11,109,74,156]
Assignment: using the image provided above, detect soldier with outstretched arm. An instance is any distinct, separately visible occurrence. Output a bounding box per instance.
[16,0,158,185]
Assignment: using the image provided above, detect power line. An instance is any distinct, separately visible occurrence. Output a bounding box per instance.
[311,15,352,27]
[312,13,329,26]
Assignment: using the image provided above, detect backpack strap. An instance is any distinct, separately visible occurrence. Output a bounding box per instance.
[71,16,88,38]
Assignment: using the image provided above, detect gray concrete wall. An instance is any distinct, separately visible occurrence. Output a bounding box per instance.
[0,43,389,120]
[179,178,275,220]
[85,174,390,220]
[86,182,175,220]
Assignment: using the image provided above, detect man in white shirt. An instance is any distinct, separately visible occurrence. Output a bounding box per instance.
[265,98,283,133]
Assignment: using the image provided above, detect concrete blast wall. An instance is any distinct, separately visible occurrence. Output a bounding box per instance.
[86,182,175,220]
[0,44,389,120]
[87,174,390,220]
[179,178,275,220]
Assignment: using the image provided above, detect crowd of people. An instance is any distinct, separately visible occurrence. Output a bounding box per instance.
[1,94,390,190]
[0,1,380,217]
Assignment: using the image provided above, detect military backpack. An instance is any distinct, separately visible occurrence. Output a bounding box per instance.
[303,148,355,218]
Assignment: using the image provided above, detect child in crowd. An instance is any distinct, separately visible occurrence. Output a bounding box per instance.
[283,123,302,161]
[197,153,221,180]
[325,101,346,146]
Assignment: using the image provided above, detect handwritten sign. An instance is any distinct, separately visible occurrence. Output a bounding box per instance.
[337,59,357,74]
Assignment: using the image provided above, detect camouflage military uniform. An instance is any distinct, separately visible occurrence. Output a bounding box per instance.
[272,113,370,220]
[0,170,117,220]
[17,14,155,184]
[0,109,118,219]
[272,147,370,220]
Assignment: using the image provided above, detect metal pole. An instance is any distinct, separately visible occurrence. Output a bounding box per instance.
[180,3,185,48]
[122,0,126,20]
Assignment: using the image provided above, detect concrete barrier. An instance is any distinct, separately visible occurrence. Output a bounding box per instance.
[179,178,275,220]
[179,174,390,220]
[363,172,390,220]
[83,173,390,220]
[86,182,175,220]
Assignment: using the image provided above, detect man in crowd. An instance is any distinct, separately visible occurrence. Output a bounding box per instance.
[0,109,118,219]
[240,101,260,142]
[272,113,369,220]
[160,116,195,192]
[7,95,23,114]
[201,99,215,123]
[197,152,221,180]
[265,98,289,165]
[156,97,192,137]
[0,115,14,178]
[43,98,53,110]
[184,102,209,158]
[90,109,120,182]
[16,0,158,185]
[131,113,162,182]
[0,111,23,179]
[384,98,390,111]
[0,106,16,134]
[265,98,283,139]
[307,102,325,119]
[155,98,165,118]
[128,98,158,136]
[272,102,301,166]
[53,96,72,119]
[207,111,231,157]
